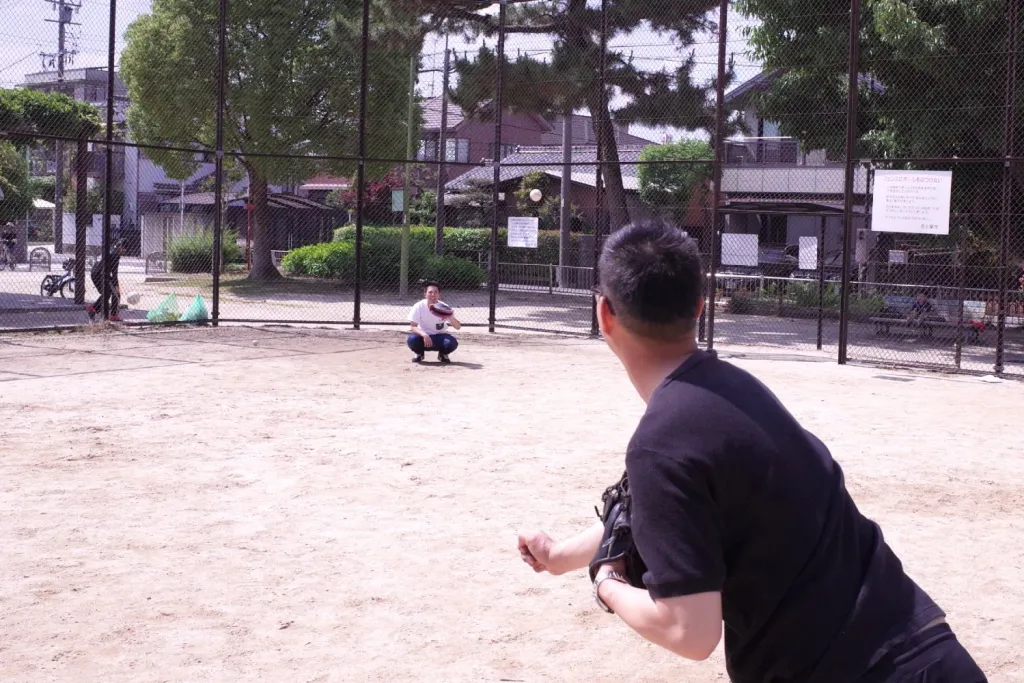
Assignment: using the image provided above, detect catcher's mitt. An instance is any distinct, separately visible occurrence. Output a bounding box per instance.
[429,301,454,318]
[588,470,647,588]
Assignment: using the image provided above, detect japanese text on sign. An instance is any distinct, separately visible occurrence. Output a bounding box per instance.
[871,170,952,235]
[507,216,539,249]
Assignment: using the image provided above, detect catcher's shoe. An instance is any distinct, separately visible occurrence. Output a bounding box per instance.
[85,305,96,321]
[438,352,451,364]
[412,353,424,363]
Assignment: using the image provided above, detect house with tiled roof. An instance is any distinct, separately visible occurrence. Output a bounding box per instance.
[444,144,710,234]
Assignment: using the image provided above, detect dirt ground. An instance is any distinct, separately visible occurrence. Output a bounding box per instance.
[1,325,1021,683]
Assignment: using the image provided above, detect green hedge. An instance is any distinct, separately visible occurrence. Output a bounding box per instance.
[332,225,584,266]
[281,240,486,289]
[281,242,356,280]
[168,231,243,273]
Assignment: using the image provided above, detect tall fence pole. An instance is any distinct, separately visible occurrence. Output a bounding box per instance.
[997,0,1019,374]
[590,0,609,337]
[817,215,826,350]
[954,216,966,369]
[837,0,862,364]
[488,0,507,334]
[353,0,372,330]
[706,0,729,351]
[434,41,450,256]
[74,139,88,305]
[211,0,229,325]
[100,0,117,320]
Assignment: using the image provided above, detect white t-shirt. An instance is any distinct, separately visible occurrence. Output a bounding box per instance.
[409,299,452,335]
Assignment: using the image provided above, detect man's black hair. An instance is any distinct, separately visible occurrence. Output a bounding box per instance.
[423,280,440,291]
[596,219,703,340]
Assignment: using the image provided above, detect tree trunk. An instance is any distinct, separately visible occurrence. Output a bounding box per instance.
[247,169,282,281]
[585,87,631,234]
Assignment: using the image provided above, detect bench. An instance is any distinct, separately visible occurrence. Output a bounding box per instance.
[870,296,990,344]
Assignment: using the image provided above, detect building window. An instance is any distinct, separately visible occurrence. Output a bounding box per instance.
[418,137,469,163]
[446,138,470,163]
[418,138,438,162]
[487,143,516,160]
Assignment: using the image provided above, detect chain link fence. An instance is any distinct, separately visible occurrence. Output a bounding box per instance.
[1,0,1021,377]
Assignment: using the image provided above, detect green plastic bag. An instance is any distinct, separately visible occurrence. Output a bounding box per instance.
[146,293,180,323]
[180,294,209,322]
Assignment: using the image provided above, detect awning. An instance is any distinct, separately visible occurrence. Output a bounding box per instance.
[33,198,56,209]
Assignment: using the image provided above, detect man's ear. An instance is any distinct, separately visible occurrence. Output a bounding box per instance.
[694,294,705,323]
[596,294,616,337]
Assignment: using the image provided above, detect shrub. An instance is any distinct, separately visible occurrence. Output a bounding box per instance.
[850,294,886,316]
[726,291,755,314]
[332,225,584,266]
[168,230,243,273]
[281,241,356,280]
[421,255,487,290]
[792,282,841,309]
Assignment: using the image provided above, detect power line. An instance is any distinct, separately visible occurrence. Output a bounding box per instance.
[0,51,40,74]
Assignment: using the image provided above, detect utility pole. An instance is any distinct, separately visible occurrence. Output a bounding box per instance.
[434,40,451,256]
[42,0,80,254]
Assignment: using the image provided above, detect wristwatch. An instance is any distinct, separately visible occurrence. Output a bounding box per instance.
[594,570,627,613]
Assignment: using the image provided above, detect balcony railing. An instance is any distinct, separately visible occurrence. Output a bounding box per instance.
[725,137,805,166]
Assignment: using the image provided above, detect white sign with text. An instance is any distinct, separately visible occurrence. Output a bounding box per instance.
[871,170,952,235]
[507,216,539,248]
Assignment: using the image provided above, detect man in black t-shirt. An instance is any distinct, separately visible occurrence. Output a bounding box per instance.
[516,220,986,683]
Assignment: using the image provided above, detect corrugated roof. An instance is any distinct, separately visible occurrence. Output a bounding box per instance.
[446,144,648,192]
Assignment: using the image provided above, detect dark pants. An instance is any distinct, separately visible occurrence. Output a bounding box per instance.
[407,333,458,356]
[858,624,987,683]
[90,272,120,315]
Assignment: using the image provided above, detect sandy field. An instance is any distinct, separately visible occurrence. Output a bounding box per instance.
[1,325,1022,683]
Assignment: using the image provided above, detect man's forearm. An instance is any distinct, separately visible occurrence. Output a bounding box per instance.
[597,581,721,661]
[547,520,604,575]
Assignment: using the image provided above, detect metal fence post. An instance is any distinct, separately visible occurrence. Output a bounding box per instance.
[211,0,228,326]
[706,0,729,351]
[837,0,862,364]
[74,139,89,305]
[954,217,966,369]
[488,0,507,334]
[434,42,450,257]
[817,215,826,350]
[996,0,1019,374]
[590,0,609,338]
[353,0,371,330]
[99,0,117,320]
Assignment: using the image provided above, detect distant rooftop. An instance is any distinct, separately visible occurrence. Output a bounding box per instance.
[447,144,649,192]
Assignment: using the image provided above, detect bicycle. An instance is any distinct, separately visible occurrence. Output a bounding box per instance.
[40,258,77,298]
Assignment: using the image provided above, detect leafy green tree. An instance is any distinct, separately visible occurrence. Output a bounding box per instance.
[28,176,56,204]
[737,0,1019,257]
[121,0,422,280]
[0,142,32,224]
[0,88,101,141]
[433,1,735,233]
[637,140,712,224]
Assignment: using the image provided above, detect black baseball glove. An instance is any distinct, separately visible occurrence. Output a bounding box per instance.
[588,470,647,588]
